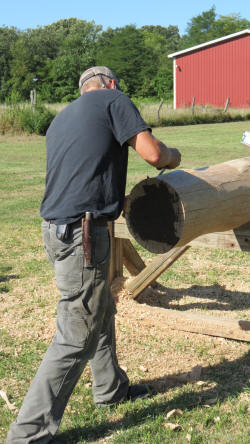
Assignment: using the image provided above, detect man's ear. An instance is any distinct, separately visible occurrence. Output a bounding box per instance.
[109,79,116,90]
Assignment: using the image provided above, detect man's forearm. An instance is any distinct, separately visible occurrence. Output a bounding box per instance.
[128,130,181,170]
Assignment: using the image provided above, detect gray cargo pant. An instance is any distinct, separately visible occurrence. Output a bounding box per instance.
[6,220,129,444]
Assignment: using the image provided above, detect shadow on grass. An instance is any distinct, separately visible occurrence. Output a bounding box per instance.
[57,350,250,443]
[136,283,250,312]
[0,266,18,293]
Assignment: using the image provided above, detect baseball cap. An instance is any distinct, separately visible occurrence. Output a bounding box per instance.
[79,66,121,90]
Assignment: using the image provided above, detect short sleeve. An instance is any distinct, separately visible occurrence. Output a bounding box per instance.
[108,93,151,146]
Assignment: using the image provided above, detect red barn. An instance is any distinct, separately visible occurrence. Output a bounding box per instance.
[168,29,250,109]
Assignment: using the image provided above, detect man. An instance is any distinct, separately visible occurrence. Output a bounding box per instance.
[6,66,181,444]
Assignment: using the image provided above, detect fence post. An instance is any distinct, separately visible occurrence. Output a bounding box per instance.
[30,89,37,106]
[157,98,164,123]
[191,96,195,115]
[224,97,230,112]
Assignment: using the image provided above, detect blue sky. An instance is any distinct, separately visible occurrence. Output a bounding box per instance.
[1,0,250,35]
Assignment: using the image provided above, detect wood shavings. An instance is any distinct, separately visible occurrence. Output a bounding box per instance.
[166,409,183,419]
[0,390,17,411]
[165,422,182,431]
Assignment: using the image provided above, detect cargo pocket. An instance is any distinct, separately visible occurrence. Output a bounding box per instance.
[44,244,55,266]
[55,312,90,348]
[55,245,84,297]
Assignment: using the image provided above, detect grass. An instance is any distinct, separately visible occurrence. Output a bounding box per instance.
[0,121,249,443]
[126,120,249,190]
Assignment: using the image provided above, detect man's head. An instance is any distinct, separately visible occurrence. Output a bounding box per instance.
[79,66,121,95]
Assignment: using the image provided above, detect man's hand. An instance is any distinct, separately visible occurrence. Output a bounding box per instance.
[166,147,181,169]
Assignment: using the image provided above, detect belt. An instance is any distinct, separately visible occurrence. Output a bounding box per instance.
[44,217,108,227]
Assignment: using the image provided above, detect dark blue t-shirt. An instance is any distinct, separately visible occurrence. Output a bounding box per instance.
[40,89,150,224]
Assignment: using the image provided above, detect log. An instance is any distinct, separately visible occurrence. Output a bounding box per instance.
[126,246,190,298]
[192,222,250,252]
[122,239,146,276]
[126,157,250,253]
[108,223,123,282]
[144,307,250,342]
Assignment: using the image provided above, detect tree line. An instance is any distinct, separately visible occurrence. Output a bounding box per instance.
[1,7,249,103]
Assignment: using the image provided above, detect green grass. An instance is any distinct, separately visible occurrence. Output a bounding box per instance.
[0,122,249,443]
[125,121,249,191]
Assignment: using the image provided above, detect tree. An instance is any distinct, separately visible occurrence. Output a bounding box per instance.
[45,19,101,102]
[211,13,250,39]
[139,25,180,98]
[181,6,217,48]
[8,25,63,101]
[7,19,101,102]
[96,25,154,97]
[141,25,180,52]
[0,26,19,101]
[181,7,250,48]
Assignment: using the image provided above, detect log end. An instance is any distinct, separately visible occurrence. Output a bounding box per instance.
[126,177,184,254]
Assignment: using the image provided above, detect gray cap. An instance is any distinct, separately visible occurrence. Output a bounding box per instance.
[79,66,121,90]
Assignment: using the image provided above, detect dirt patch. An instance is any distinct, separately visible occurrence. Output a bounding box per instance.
[1,271,249,395]
[109,278,250,392]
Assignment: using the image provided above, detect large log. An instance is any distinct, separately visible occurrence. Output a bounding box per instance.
[126,157,250,253]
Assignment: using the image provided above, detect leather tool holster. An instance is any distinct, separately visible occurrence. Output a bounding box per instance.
[82,212,92,266]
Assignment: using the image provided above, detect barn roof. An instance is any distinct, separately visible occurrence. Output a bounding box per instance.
[168,29,250,58]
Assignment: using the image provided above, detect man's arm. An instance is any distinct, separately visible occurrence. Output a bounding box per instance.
[128,130,181,170]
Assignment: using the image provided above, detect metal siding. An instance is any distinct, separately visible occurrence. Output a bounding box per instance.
[176,35,250,108]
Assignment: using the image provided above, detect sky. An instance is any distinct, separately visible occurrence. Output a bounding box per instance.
[1,0,250,35]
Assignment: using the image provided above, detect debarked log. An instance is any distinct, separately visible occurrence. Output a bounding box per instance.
[125,157,250,254]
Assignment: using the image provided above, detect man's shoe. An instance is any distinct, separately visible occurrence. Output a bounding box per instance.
[127,384,153,401]
[96,384,153,408]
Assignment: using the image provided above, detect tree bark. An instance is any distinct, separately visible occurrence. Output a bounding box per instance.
[125,157,250,254]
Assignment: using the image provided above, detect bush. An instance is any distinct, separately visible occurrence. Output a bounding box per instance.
[19,106,56,135]
[0,104,56,135]
[0,105,22,134]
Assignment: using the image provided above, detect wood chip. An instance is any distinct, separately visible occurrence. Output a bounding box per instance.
[139,365,148,372]
[186,433,192,441]
[0,390,17,411]
[166,409,183,419]
[165,422,182,431]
